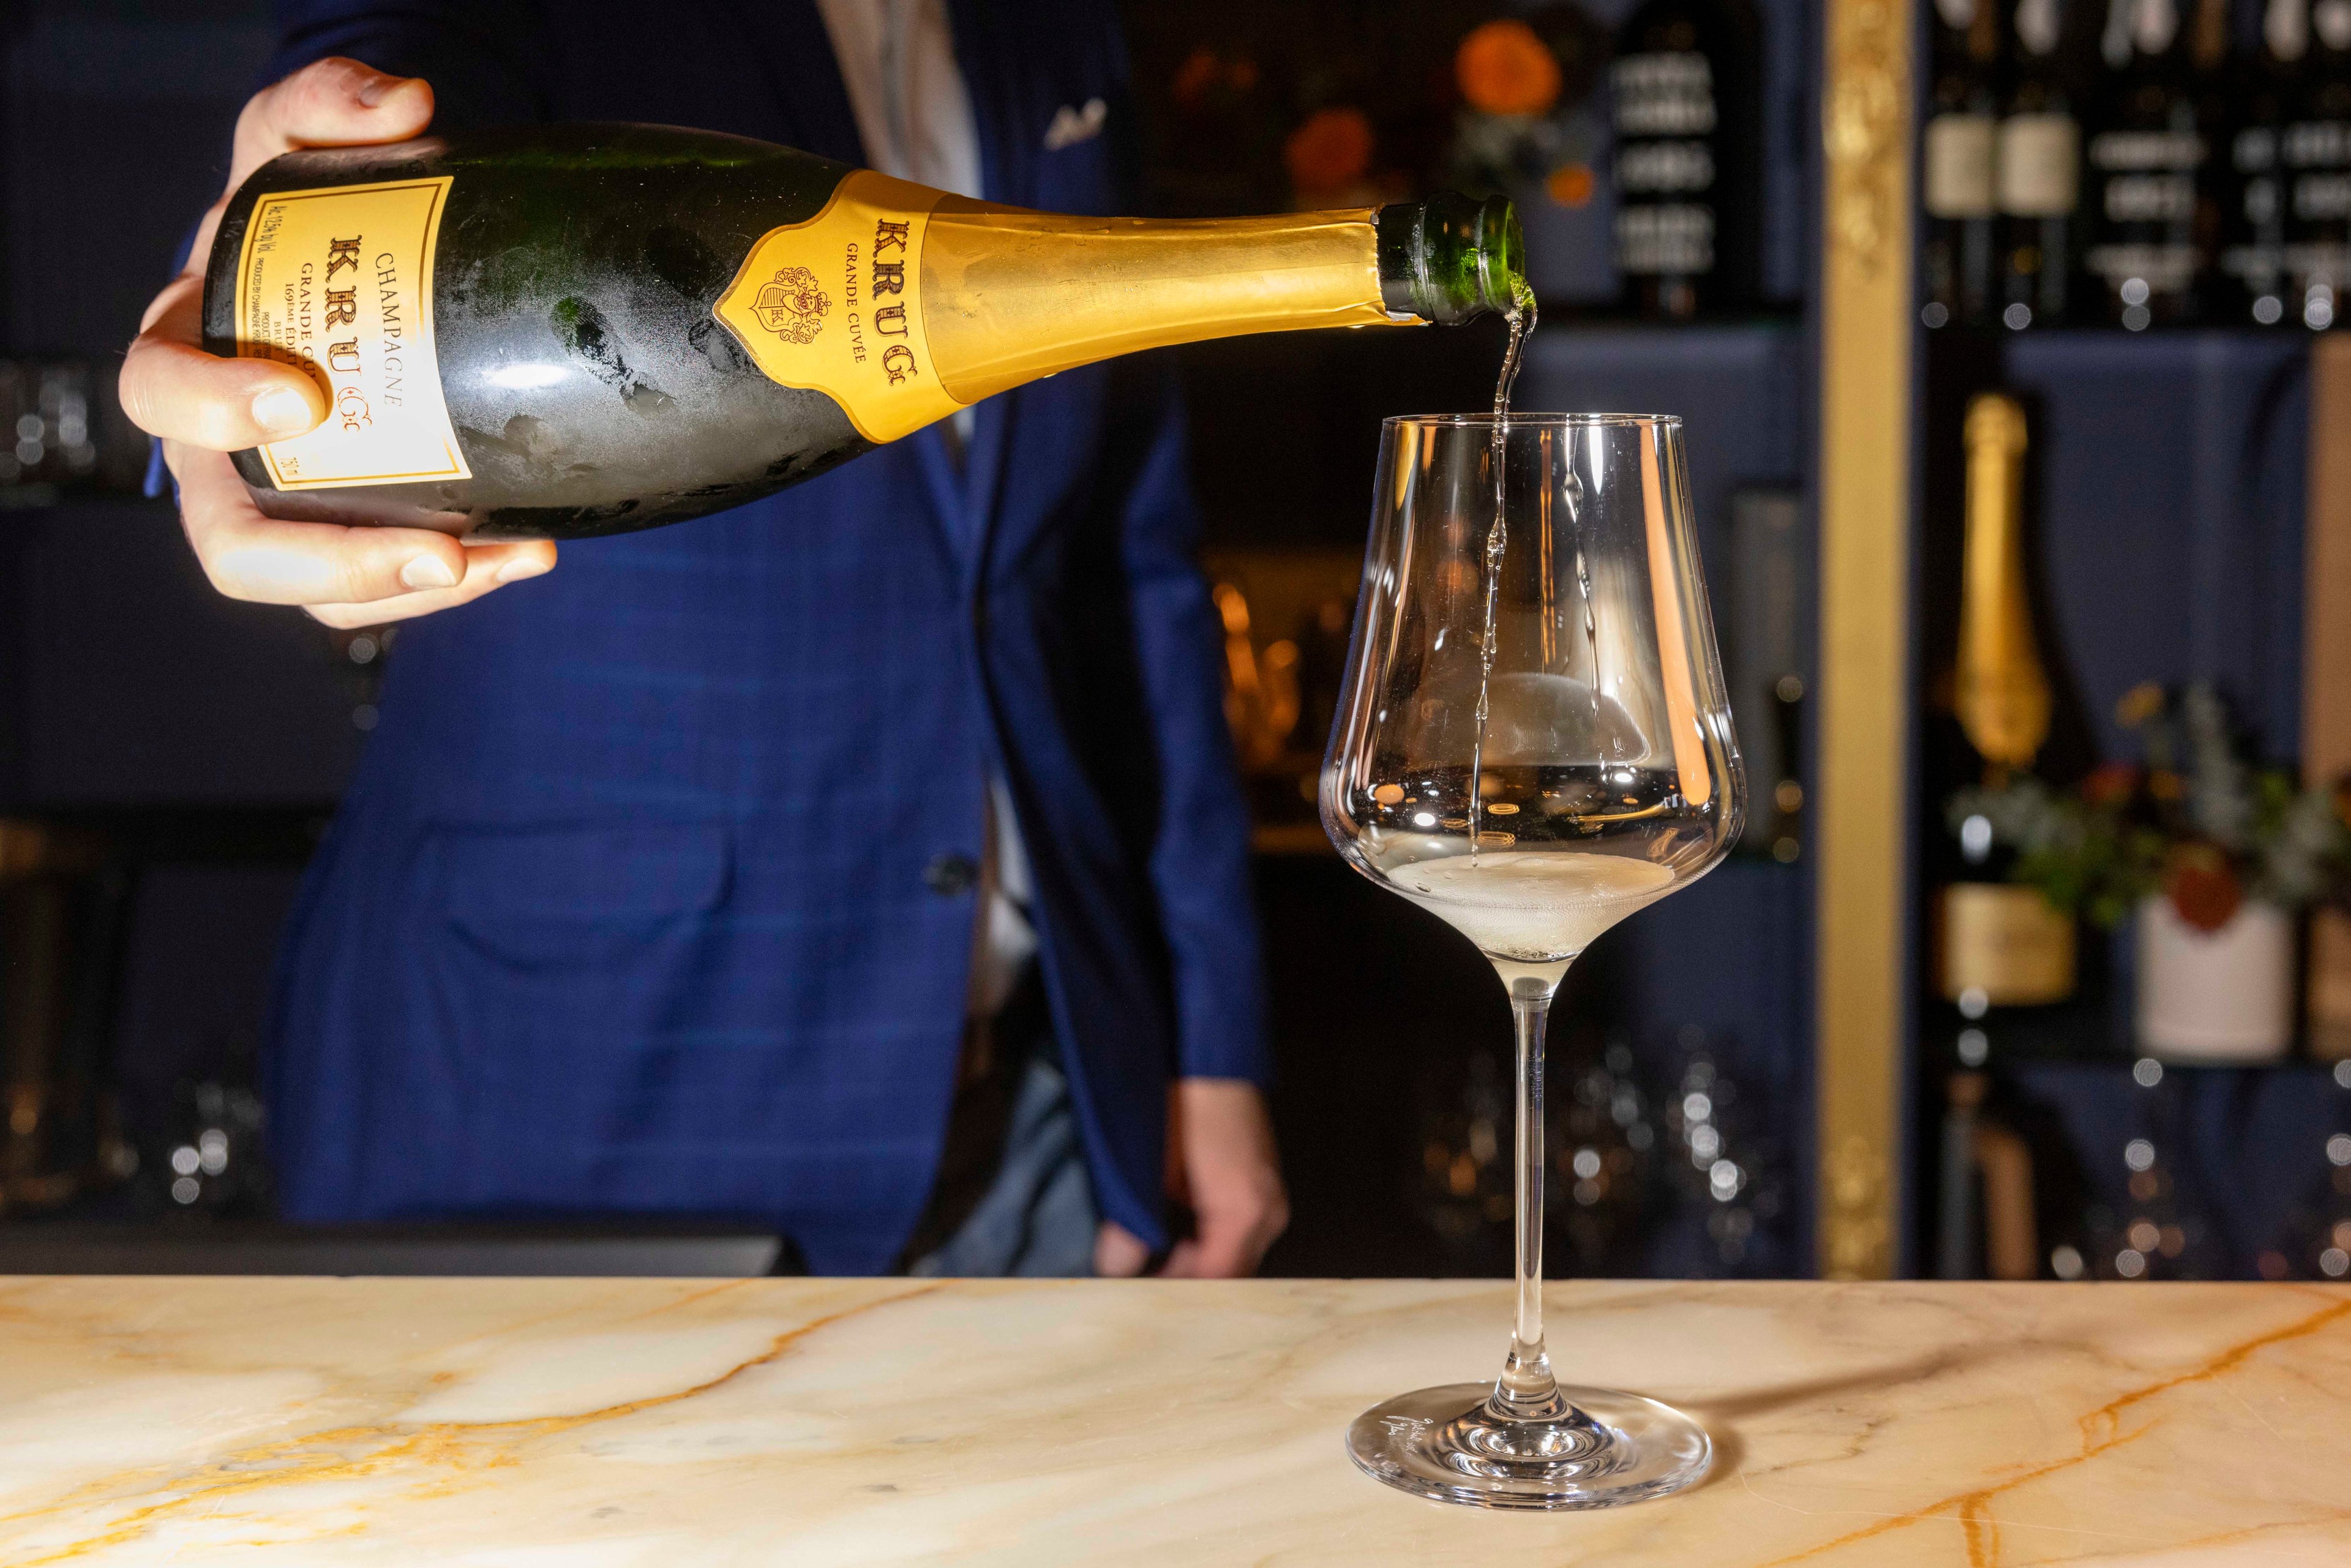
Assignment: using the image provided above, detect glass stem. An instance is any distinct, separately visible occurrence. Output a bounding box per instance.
[1492,969,1568,1422]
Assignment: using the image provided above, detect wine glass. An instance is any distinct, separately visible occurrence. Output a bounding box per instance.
[1321,413,1742,1510]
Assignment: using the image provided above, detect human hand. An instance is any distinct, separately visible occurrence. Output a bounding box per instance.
[118,57,555,627]
[1093,1078,1290,1278]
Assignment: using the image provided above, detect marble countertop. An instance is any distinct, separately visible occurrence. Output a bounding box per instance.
[3,1277,2347,1564]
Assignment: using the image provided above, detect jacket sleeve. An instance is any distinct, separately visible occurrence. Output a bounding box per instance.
[263,1,547,126]
[1117,369,1274,1087]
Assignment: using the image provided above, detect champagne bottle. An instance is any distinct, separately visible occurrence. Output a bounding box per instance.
[1924,0,2008,331]
[1997,0,2086,328]
[201,124,1524,540]
[2083,0,2223,328]
[1940,394,2076,1013]
[2286,0,2351,326]
[2221,0,2309,325]
[1610,0,1762,320]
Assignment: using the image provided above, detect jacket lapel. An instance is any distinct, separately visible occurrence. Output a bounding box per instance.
[942,0,1037,586]
[735,0,1051,580]
[949,0,1038,214]
[734,0,981,568]
[726,0,866,163]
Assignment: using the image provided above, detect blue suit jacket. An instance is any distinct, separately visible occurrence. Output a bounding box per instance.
[256,0,1268,1272]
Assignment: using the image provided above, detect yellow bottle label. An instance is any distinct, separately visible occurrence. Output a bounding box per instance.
[1938,882,2077,1006]
[233,176,470,490]
[713,170,967,445]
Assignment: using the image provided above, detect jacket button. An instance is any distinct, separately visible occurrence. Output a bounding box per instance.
[924,853,978,896]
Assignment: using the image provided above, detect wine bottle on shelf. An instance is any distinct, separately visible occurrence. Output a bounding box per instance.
[1610,0,1763,320]
[2188,0,2243,308]
[202,124,1525,541]
[1924,0,2008,331]
[1940,393,2076,1016]
[2083,0,2225,328]
[2285,0,2351,327]
[1937,1071,2041,1279]
[1997,0,2087,328]
[2222,0,2311,325]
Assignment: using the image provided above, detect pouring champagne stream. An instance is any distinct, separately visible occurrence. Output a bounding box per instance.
[1466,282,1537,864]
[1322,405,1743,1509]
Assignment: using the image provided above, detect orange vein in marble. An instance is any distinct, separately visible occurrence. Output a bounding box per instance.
[2079,1294,2351,1450]
[7,1283,944,1565]
[621,1277,752,1322]
[1751,1294,2351,1567]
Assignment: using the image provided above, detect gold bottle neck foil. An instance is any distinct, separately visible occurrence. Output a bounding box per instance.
[918,201,1412,407]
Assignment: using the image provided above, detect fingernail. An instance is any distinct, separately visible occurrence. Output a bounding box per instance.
[252,385,318,436]
[400,555,459,591]
[495,557,551,585]
[355,72,404,107]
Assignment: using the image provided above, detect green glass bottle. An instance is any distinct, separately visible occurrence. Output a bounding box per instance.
[201,124,1523,541]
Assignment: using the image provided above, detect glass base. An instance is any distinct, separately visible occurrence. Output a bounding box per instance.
[1346,1382,1711,1511]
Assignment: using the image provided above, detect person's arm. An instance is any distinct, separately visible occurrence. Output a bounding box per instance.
[1090,366,1291,1280]
[118,53,556,627]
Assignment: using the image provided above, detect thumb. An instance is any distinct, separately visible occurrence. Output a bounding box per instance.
[1093,1222,1152,1278]
[119,279,327,448]
[1156,1218,1250,1280]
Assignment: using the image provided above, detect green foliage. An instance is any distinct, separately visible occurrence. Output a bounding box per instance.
[1947,683,2351,929]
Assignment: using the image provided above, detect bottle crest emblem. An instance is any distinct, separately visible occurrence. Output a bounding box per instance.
[751,265,830,343]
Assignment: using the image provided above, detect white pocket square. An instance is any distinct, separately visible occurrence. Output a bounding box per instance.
[1043,98,1107,151]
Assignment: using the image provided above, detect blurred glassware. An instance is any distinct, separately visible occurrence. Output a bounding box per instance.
[1418,1043,1517,1255]
[1205,550,1366,847]
[144,1073,272,1218]
[0,822,132,1215]
[1215,580,1302,770]
[2265,1062,2351,1279]
[0,359,147,505]
[1548,1037,1655,1271]
[1417,1035,1655,1277]
[1725,488,1807,861]
[327,623,401,736]
[1652,1027,1785,1275]
[2083,1058,2225,1280]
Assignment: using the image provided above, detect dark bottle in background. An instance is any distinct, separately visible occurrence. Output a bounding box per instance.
[2285,0,2351,327]
[2221,0,2309,325]
[1610,0,1762,319]
[2083,0,2225,329]
[2186,0,2243,309]
[1997,0,2086,328]
[1924,0,2008,330]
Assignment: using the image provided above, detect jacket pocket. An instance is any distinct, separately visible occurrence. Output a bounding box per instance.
[422,823,734,1177]
[439,821,729,967]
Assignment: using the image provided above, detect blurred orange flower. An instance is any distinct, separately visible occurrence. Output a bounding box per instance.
[1285,107,1376,199]
[1456,20,1563,118]
[1172,47,1258,111]
[2164,842,2243,932]
[1546,162,1596,208]
[2115,681,2166,728]
[2081,762,2140,806]
[1172,48,1220,111]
